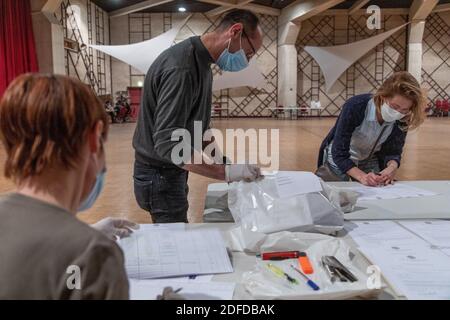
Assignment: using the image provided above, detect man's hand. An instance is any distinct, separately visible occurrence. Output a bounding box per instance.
[91,217,140,240]
[225,164,262,183]
[379,161,398,185]
[358,172,384,187]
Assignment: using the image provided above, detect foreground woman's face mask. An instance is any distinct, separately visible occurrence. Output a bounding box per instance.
[78,135,106,213]
[78,169,106,212]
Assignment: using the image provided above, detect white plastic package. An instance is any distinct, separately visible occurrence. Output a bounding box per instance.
[227,175,347,234]
[239,231,381,300]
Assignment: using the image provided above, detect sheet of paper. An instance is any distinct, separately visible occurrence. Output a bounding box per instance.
[347,183,437,202]
[129,279,235,300]
[274,171,323,199]
[359,243,450,300]
[441,249,450,258]
[168,275,214,283]
[119,228,233,279]
[398,220,450,249]
[346,221,426,247]
[138,223,186,231]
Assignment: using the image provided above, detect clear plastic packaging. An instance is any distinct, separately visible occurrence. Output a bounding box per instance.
[227,175,347,234]
[239,231,381,300]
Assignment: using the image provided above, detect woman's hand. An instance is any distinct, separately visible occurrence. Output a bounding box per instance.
[358,172,383,187]
[379,161,398,185]
[348,167,383,187]
[91,217,140,240]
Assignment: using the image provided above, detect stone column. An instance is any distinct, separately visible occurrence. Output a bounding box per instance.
[407,20,426,83]
[277,21,301,108]
[31,0,65,74]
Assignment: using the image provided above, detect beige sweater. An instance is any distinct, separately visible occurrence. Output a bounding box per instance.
[0,193,129,300]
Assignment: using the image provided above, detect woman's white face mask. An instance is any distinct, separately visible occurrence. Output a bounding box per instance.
[381,102,406,122]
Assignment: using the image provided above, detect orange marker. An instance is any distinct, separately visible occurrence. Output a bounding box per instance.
[298,252,313,274]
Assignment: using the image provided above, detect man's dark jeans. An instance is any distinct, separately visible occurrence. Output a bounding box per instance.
[133,161,189,223]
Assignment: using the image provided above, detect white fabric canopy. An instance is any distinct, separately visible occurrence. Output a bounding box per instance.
[90,16,191,74]
[212,59,266,91]
[304,23,408,92]
[91,14,266,91]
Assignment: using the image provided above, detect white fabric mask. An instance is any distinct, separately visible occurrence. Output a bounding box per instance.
[381,103,405,122]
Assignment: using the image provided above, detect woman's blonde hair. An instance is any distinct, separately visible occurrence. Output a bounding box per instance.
[373,71,427,131]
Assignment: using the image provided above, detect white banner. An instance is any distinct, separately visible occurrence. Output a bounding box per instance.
[304,23,408,92]
[90,16,192,74]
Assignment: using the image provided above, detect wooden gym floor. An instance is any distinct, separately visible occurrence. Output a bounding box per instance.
[0,118,449,225]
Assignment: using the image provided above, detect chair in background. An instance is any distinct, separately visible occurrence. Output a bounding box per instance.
[435,99,443,117]
[310,100,323,117]
[275,105,285,120]
[425,102,434,117]
[211,104,229,118]
[442,99,450,117]
[298,104,309,117]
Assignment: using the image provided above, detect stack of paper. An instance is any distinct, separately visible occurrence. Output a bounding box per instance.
[347,221,450,299]
[399,220,450,257]
[274,171,323,199]
[359,243,450,300]
[129,277,235,300]
[347,183,437,202]
[119,225,233,279]
[346,220,425,247]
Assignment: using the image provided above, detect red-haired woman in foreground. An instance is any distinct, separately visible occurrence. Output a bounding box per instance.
[0,74,137,299]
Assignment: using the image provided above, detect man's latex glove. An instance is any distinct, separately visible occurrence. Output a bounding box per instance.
[91,217,140,240]
[157,287,186,300]
[225,164,262,183]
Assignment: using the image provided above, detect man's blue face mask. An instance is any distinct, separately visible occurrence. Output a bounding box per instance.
[216,34,249,72]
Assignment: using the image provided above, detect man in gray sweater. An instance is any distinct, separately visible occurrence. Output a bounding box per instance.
[133,10,264,223]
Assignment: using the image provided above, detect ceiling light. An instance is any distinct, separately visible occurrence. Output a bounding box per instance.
[178,7,186,12]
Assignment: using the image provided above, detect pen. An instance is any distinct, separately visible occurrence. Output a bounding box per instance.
[257,251,301,260]
[290,265,320,291]
[174,287,183,294]
[266,263,298,285]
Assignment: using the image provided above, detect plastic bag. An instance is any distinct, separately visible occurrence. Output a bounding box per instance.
[227,175,345,234]
[239,231,381,300]
[320,181,359,213]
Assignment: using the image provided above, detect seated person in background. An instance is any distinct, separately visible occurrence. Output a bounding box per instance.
[317,71,427,186]
[0,74,136,299]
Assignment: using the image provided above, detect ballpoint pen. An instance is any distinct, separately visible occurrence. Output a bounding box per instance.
[266,263,298,285]
[290,265,320,291]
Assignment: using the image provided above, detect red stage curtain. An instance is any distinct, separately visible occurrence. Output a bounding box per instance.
[0,0,39,96]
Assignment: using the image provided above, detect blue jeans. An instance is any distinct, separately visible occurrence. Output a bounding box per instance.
[133,161,189,223]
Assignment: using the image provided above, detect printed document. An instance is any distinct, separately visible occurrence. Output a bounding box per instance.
[347,183,436,202]
[275,171,323,199]
[119,227,233,279]
[129,279,235,300]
